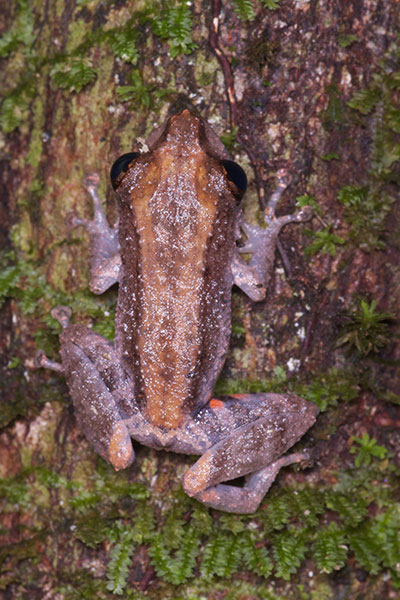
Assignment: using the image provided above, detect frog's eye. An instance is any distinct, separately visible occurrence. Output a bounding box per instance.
[221,160,247,199]
[110,152,141,190]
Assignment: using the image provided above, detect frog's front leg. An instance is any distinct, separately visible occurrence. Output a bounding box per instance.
[69,173,121,294]
[182,393,318,513]
[35,307,136,470]
[233,169,312,301]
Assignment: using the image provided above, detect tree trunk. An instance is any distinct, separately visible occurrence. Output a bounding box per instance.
[1,0,399,598]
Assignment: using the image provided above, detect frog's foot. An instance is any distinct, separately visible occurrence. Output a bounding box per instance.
[67,173,121,294]
[192,452,310,514]
[266,168,291,213]
[87,253,121,295]
[34,306,72,372]
[234,170,312,300]
[262,168,313,238]
[51,305,72,328]
[182,392,318,513]
[34,349,64,373]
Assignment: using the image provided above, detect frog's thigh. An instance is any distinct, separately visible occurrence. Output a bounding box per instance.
[60,326,135,470]
[183,393,317,513]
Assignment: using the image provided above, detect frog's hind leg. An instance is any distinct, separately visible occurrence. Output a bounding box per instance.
[36,306,136,471]
[182,393,318,513]
[190,451,309,514]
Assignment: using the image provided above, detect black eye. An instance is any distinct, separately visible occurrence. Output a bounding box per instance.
[110,152,141,190]
[221,159,247,198]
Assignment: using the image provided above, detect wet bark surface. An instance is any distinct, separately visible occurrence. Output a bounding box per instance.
[0,0,399,598]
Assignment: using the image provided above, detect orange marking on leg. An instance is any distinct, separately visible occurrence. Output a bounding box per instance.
[230,393,248,400]
[210,398,224,409]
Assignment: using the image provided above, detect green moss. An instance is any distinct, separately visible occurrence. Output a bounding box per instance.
[66,19,90,52]
[0,474,30,512]
[262,0,281,9]
[337,33,358,48]
[150,0,197,58]
[232,0,256,20]
[304,226,345,257]
[337,184,394,251]
[215,366,359,413]
[0,1,40,133]
[297,368,359,412]
[350,433,388,467]
[322,83,346,130]
[336,298,394,356]
[194,52,219,87]
[150,527,201,585]
[348,86,381,115]
[220,126,240,153]
[117,69,152,108]
[1,451,399,594]
[296,194,321,214]
[313,522,348,573]
[333,43,400,253]
[0,0,200,136]
[107,28,139,65]
[320,152,340,161]
[26,95,45,167]
[241,531,273,577]
[50,57,97,93]
[0,0,35,58]
[106,529,138,594]
[272,527,308,580]
[0,80,36,133]
[231,0,282,20]
[0,535,43,569]
[0,250,117,356]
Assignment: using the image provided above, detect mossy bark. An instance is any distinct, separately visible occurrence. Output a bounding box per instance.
[1,1,400,598]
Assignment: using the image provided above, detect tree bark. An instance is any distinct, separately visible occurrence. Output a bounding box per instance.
[1,0,399,597]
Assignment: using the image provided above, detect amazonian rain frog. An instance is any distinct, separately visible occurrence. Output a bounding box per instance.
[36,109,317,513]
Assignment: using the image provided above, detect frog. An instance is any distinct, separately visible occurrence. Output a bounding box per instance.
[35,109,318,513]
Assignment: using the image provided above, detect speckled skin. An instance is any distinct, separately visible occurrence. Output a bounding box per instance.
[36,110,317,513]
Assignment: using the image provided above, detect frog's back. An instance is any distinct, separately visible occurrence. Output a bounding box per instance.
[113,112,242,429]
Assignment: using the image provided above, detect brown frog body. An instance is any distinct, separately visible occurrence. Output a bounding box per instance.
[36,109,317,513]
